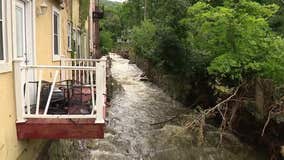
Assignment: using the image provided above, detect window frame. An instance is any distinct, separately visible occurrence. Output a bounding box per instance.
[0,0,11,73]
[0,0,5,63]
[14,1,26,59]
[52,6,61,61]
[67,21,72,51]
[77,29,81,58]
[72,28,76,52]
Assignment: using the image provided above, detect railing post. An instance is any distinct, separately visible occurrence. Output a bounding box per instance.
[95,59,106,124]
[13,60,26,122]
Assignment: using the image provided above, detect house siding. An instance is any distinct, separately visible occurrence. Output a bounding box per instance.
[0,0,47,159]
[35,0,69,80]
[0,72,47,160]
[0,0,92,159]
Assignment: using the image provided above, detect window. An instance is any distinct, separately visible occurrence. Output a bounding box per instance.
[72,28,76,50]
[52,7,60,60]
[77,30,81,58]
[72,28,76,41]
[0,0,4,61]
[67,22,72,51]
[15,2,25,58]
[0,0,12,73]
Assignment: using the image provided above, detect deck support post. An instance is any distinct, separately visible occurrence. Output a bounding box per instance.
[95,59,106,124]
[13,60,26,123]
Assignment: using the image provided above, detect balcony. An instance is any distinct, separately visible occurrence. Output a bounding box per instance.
[13,58,107,139]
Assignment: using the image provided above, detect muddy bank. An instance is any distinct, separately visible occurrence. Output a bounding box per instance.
[126,53,284,159]
[128,54,215,107]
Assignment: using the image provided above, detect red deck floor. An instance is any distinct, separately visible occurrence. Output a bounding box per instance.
[16,86,105,139]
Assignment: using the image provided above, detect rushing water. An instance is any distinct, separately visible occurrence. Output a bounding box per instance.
[49,54,267,160]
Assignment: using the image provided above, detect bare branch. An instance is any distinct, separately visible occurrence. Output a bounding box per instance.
[186,84,242,129]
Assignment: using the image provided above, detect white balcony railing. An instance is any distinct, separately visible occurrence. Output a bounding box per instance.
[13,58,107,124]
[60,58,98,85]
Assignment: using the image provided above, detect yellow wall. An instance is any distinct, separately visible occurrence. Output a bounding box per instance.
[0,0,76,159]
[36,0,69,65]
[72,0,80,28]
[0,0,91,158]
[72,0,91,58]
[36,0,70,80]
[0,72,47,160]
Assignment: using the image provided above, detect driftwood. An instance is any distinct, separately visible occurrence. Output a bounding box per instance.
[150,115,179,125]
[261,105,284,137]
[186,85,241,129]
[184,84,243,146]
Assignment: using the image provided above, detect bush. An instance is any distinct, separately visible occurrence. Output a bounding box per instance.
[130,20,158,61]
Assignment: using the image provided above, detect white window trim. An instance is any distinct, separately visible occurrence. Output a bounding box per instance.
[12,0,36,65]
[67,21,72,51]
[14,1,26,60]
[0,0,6,63]
[52,6,60,61]
[0,0,12,73]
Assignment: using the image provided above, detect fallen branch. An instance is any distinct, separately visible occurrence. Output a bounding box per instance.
[218,104,228,147]
[150,115,179,125]
[186,84,242,129]
[261,109,272,137]
[261,105,284,137]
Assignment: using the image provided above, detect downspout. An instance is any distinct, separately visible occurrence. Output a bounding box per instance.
[92,0,101,59]
[89,0,94,57]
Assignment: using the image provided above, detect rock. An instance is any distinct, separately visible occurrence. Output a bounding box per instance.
[139,77,149,81]
[140,73,146,77]
[139,73,149,81]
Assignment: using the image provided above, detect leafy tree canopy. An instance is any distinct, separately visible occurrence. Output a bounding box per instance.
[181,0,284,85]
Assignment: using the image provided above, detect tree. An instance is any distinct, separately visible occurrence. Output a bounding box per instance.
[181,0,284,85]
[100,31,114,55]
[130,20,158,60]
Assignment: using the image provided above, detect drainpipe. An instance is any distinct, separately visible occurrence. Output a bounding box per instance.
[92,0,101,59]
[89,0,94,58]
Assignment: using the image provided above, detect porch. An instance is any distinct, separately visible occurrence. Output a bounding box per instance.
[14,58,107,139]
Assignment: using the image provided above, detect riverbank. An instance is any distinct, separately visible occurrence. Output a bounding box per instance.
[125,52,284,159]
[45,53,268,160]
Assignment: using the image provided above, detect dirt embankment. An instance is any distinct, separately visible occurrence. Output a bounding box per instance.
[118,52,284,160]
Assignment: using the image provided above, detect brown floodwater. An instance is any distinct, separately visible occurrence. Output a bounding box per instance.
[49,53,268,160]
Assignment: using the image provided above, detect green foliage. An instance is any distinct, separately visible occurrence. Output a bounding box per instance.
[100,31,114,55]
[100,2,123,41]
[101,0,284,86]
[181,0,284,85]
[130,20,158,60]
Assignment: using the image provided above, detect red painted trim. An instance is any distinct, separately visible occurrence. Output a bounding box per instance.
[16,119,105,139]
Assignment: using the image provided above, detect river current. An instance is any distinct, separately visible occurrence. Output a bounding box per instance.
[49,54,267,160]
